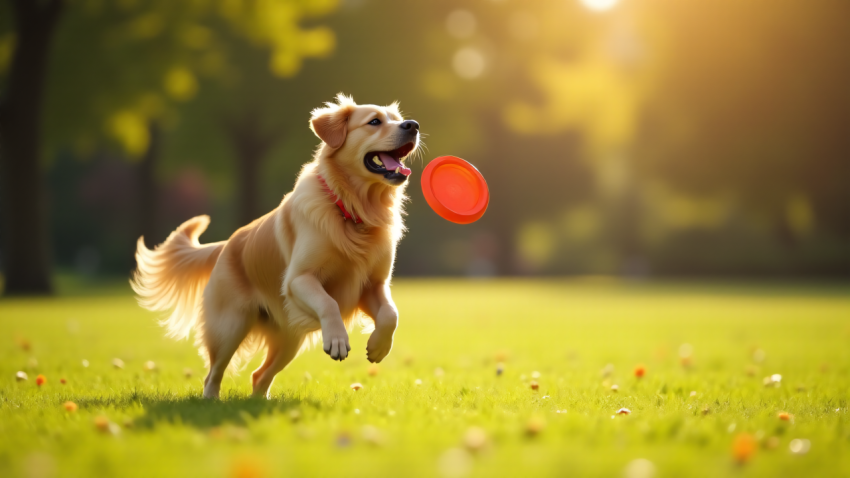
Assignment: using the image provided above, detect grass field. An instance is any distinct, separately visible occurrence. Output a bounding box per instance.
[1,279,849,477]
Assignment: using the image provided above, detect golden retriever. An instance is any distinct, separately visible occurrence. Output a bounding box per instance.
[131,94,420,399]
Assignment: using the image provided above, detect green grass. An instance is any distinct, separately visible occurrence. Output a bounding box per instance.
[1,279,849,477]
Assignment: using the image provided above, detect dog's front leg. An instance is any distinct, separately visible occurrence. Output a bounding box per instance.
[361,283,398,363]
[290,274,350,361]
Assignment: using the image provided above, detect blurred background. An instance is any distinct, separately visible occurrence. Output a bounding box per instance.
[1,0,848,295]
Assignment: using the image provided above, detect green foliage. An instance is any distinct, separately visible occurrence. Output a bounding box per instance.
[1,280,848,476]
[0,0,339,158]
[632,1,850,234]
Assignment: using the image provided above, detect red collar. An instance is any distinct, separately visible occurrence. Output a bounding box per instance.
[317,175,362,224]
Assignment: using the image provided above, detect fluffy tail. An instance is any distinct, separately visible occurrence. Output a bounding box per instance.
[131,215,225,340]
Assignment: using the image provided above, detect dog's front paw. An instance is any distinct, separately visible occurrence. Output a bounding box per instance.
[321,325,350,361]
[366,329,394,363]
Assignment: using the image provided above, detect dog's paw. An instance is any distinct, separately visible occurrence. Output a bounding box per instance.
[366,330,394,363]
[202,383,221,400]
[322,327,350,361]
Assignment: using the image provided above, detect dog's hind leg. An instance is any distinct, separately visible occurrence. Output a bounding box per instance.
[202,307,253,399]
[251,331,305,399]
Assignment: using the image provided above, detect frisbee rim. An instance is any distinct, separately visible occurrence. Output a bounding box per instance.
[421,155,489,224]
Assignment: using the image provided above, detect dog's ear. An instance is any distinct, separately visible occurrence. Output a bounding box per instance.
[310,98,354,149]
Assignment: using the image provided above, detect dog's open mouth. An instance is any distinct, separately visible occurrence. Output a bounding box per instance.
[364,142,414,180]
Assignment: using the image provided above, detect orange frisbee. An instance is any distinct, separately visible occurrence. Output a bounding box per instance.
[421,156,489,224]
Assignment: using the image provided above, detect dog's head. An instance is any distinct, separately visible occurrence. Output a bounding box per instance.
[310,94,420,186]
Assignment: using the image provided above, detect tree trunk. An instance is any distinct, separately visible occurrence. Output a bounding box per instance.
[479,110,518,275]
[0,0,63,295]
[224,114,277,226]
[236,145,262,226]
[137,122,160,248]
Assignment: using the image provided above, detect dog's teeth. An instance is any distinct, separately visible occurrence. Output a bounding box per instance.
[372,156,383,167]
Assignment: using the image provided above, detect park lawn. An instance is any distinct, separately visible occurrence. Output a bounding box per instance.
[0,279,848,477]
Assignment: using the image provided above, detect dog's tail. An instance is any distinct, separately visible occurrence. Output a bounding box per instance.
[131,215,225,340]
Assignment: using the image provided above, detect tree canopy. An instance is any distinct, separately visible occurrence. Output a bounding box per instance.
[1,0,337,160]
[0,0,340,294]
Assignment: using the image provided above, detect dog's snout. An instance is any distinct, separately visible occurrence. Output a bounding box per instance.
[399,120,420,132]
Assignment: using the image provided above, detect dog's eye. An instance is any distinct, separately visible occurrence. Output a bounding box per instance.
[368,118,381,126]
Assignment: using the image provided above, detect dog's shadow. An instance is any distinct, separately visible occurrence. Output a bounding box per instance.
[133,394,318,429]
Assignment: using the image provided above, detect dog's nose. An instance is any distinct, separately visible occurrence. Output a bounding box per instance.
[399,120,420,131]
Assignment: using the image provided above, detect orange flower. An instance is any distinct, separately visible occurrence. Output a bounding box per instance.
[350,383,363,391]
[463,427,488,452]
[94,416,110,432]
[63,401,78,412]
[367,364,379,376]
[778,412,792,421]
[530,380,539,391]
[634,365,646,378]
[35,374,46,386]
[230,457,265,478]
[732,433,757,463]
[60,378,67,384]
[525,416,546,436]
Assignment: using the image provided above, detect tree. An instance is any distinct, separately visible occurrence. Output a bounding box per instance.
[404,0,850,274]
[0,0,338,294]
[175,30,324,227]
[0,0,63,294]
[634,1,850,242]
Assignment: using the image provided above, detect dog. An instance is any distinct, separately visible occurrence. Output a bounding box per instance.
[131,94,420,399]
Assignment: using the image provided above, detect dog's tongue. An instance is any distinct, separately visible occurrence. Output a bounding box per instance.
[379,153,411,177]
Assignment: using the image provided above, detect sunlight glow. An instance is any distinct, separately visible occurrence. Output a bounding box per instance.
[580,0,619,12]
[453,47,486,79]
[446,10,477,39]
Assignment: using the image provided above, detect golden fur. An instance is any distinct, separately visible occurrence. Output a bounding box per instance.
[131,94,419,398]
